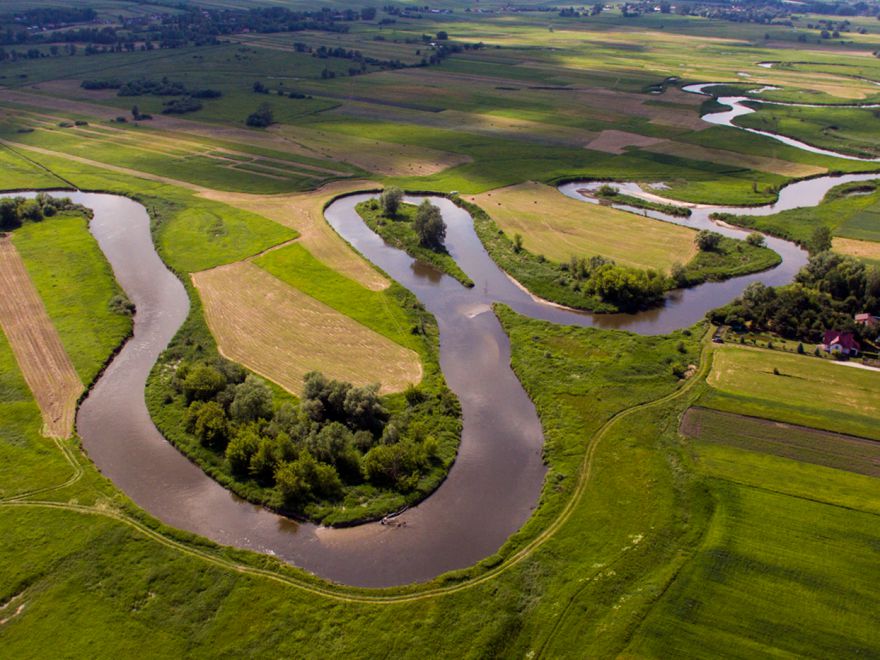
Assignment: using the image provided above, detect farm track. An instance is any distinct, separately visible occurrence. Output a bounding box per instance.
[0,330,713,605]
[0,236,82,439]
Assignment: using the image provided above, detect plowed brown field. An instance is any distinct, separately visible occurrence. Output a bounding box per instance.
[192,262,421,395]
[0,236,82,438]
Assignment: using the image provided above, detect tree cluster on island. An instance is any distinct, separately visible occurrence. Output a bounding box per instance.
[170,358,459,518]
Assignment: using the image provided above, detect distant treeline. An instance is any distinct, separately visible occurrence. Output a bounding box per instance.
[1,6,378,48]
[79,78,219,115]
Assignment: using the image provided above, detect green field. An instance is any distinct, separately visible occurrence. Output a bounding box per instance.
[11,210,132,384]
[704,344,880,440]
[3,0,880,655]
[681,406,880,477]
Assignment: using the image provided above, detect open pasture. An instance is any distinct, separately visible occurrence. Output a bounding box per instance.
[192,261,421,395]
[0,105,359,194]
[469,181,697,271]
[200,180,387,290]
[705,345,880,439]
[0,236,80,438]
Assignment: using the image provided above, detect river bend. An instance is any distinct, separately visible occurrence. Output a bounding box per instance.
[18,145,876,586]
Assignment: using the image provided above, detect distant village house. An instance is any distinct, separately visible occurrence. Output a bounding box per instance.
[821,330,860,356]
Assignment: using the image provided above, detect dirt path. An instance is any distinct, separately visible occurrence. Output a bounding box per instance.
[0,236,82,438]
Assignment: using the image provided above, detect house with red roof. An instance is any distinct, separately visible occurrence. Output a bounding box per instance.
[855,313,879,331]
[821,330,860,356]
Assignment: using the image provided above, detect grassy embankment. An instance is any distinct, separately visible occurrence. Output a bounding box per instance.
[737,103,880,159]
[355,199,474,288]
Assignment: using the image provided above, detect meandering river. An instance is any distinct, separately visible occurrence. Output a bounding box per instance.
[17,89,877,587]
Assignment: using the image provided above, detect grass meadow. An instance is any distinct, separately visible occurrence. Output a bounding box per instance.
[2,2,880,655]
[704,344,880,439]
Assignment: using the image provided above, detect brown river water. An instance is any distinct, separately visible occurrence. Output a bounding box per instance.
[18,161,876,586]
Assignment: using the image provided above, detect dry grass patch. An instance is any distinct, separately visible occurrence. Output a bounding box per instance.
[272,124,470,177]
[0,237,81,438]
[469,181,697,271]
[192,262,421,395]
[200,180,387,290]
[643,140,826,177]
[586,130,666,154]
[833,236,880,262]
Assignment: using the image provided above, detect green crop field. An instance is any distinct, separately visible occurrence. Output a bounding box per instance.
[10,210,132,384]
[2,0,880,655]
[704,345,880,440]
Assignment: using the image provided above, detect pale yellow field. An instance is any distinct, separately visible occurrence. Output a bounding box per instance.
[469,181,698,271]
[0,237,82,438]
[833,236,880,262]
[200,180,388,291]
[192,262,421,395]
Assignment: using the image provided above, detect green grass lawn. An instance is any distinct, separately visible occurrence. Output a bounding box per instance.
[11,211,132,385]
[0,144,69,190]
[628,478,880,658]
[738,103,880,159]
[704,345,880,439]
[715,179,880,247]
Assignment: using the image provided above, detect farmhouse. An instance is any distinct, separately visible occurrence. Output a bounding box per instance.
[821,330,861,356]
[855,313,879,331]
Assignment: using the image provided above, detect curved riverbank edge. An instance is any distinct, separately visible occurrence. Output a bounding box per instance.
[683,82,880,162]
[452,192,782,314]
[3,160,828,587]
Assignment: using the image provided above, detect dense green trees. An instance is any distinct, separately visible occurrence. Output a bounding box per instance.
[0,194,87,231]
[380,186,403,217]
[413,199,446,249]
[696,230,723,251]
[246,103,274,127]
[585,262,667,310]
[710,251,880,342]
[170,359,457,517]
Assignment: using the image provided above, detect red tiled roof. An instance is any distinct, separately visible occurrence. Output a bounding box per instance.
[822,330,860,351]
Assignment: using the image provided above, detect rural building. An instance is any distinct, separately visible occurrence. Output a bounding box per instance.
[821,330,861,356]
[855,313,879,332]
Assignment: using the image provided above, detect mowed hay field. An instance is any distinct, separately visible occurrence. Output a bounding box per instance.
[199,180,387,291]
[192,261,421,395]
[834,236,880,263]
[469,181,697,271]
[0,237,81,438]
[705,345,880,438]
